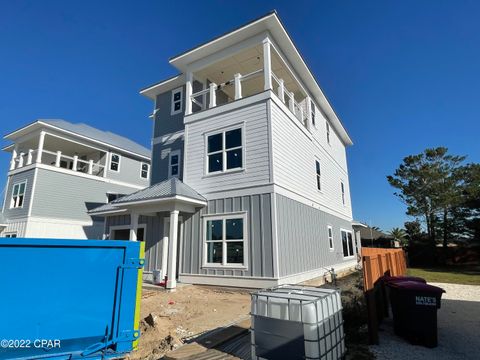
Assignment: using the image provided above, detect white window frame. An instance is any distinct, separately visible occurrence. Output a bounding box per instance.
[140,162,150,179]
[202,212,248,269]
[327,225,334,251]
[4,232,17,238]
[10,180,27,209]
[326,121,331,145]
[109,224,146,241]
[315,159,322,191]
[171,87,183,115]
[168,150,181,178]
[109,153,121,172]
[341,228,355,258]
[341,180,346,206]
[204,124,245,176]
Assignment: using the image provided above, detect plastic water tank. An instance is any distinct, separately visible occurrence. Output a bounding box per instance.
[251,285,345,360]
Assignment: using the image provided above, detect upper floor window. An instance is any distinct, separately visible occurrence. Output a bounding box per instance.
[11,181,26,208]
[110,153,121,172]
[169,150,181,178]
[341,229,354,258]
[315,160,321,191]
[204,213,247,267]
[341,181,345,205]
[107,193,126,203]
[140,162,150,179]
[207,128,243,174]
[311,100,316,127]
[326,121,331,145]
[327,226,334,250]
[5,233,17,238]
[171,87,183,115]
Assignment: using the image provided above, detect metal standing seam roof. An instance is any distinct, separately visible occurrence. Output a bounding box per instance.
[27,119,151,158]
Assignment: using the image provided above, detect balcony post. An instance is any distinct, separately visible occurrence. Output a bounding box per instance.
[209,83,217,108]
[299,106,304,125]
[263,38,272,91]
[185,71,193,115]
[18,152,25,168]
[88,160,94,175]
[26,149,34,165]
[10,147,18,170]
[55,151,62,167]
[234,73,242,100]
[305,97,313,131]
[72,155,78,171]
[36,131,45,163]
[288,92,295,113]
[278,79,285,103]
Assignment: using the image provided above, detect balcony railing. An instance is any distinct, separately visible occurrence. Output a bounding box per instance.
[271,71,308,128]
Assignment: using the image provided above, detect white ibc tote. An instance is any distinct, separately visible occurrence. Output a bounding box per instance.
[251,285,345,360]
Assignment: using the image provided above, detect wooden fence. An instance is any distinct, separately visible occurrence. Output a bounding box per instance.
[362,248,407,291]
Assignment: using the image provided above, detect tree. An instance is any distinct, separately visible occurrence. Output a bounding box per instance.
[389,227,408,247]
[404,220,423,241]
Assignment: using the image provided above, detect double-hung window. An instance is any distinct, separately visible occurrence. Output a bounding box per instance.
[341,181,345,205]
[110,153,120,172]
[315,160,321,191]
[326,121,331,145]
[171,87,183,115]
[327,226,334,250]
[207,127,243,174]
[10,181,26,208]
[168,150,181,178]
[140,163,150,179]
[341,229,354,258]
[204,214,247,267]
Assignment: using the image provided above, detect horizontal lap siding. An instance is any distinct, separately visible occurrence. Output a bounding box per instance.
[181,193,274,278]
[271,102,352,219]
[184,101,270,195]
[276,194,355,277]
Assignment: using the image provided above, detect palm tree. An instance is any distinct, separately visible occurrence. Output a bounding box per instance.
[389,227,408,247]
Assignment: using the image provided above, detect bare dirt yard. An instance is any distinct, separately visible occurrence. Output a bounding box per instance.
[129,285,251,360]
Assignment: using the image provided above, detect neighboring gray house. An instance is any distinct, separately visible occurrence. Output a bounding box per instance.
[1,119,150,239]
[91,11,359,289]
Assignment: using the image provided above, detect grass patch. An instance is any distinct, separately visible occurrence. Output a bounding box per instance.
[407,266,480,285]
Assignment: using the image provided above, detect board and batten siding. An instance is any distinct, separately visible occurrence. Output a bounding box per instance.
[2,169,36,220]
[181,193,274,278]
[270,100,353,220]
[275,193,356,277]
[184,99,271,195]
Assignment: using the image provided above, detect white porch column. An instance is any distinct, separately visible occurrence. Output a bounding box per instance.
[72,155,78,171]
[234,73,242,100]
[209,83,217,108]
[263,38,272,91]
[130,212,139,241]
[185,71,193,115]
[55,151,62,167]
[305,97,313,131]
[18,152,25,168]
[166,210,179,290]
[161,226,169,282]
[277,78,285,103]
[26,149,34,165]
[10,147,18,170]
[36,131,45,163]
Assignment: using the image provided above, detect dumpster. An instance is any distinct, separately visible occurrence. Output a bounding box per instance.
[387,281,445,347]
[251,285,345,360]
[0,238,145,360]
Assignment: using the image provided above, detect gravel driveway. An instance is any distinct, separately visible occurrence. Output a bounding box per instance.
[370,282,480,359]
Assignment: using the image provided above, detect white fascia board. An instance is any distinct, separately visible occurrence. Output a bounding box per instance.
[115,195,207,208]
[89,209,128,216]
[139,74,185,100]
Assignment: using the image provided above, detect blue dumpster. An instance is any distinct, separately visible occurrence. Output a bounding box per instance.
[0,238,145,360]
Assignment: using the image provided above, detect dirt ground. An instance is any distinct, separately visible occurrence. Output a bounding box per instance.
[128,285,251,360]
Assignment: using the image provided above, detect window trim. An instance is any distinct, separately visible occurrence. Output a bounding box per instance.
[109,224,147,241]
[315,159,322,192]
[204,124,245,176]
[140,162,150,180]
[168,150,181,179]
[10,180,27,209]
[4,232,17,238]
[202,212,248,269]
[110,153,121,173]
[170,87,183,115]
[341,228,355,259]
[327,225,334,251]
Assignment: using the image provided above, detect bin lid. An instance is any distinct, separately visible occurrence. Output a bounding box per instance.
[382,275,426,284]
[387,280,446,294]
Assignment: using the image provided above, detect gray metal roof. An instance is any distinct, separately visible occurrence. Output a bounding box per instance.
[40,119,151,158]
[88,202,123,214]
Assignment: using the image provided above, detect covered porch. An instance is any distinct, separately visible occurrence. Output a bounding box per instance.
[90,178,207,290]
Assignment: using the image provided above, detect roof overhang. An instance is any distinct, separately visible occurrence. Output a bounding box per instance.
[139,74,185,100]
[352,221,368,228]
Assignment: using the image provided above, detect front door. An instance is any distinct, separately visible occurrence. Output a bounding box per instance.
[162,217,183,281]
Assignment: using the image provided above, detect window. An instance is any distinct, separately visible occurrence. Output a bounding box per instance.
[168,150,181,178]
[315,160,321,191]
[107,193,126,203]
[110,225,145,241]
[110,153,120,172]
[341,229,354,258]
[311,100,316,126]
[341,181,345,205]
[171,87,183,115]
[10,181,26,208]
[204,214,247,267]
[207,127,243,174]
[141,162,150,179]
[5,233,17,238]
[326,121,331,145]
[327,226,334,250]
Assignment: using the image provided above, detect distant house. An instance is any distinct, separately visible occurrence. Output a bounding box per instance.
[352,222,397,248]
[90,11,359,290]
[0,119,150,239]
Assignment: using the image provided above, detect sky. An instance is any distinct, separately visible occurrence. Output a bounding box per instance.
[1,0,479,231]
